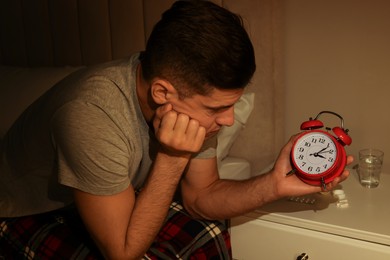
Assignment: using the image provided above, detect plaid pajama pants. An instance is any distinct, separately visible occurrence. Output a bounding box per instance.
[0,202,231,260]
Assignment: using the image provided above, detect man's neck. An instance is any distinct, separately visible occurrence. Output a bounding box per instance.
[136,64,155,123]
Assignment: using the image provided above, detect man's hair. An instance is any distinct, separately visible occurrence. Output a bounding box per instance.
[140,0,256,98]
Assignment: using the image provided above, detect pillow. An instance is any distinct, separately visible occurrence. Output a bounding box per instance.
[218,157,251,180]
[0,66,82,137]
[216,92,255,162]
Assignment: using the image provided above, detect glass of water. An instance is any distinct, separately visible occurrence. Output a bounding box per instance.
[358,148,384,188]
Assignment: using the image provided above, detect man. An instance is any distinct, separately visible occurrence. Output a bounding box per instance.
[0,1,352,259]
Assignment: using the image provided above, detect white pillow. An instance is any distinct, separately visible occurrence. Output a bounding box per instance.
[218,157,251,180]
[217,92,255,162]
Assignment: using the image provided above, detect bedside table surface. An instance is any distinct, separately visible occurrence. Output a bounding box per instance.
[251,171,390,246]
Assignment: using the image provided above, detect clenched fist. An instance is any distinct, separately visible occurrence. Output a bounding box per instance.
[153,104,206,156]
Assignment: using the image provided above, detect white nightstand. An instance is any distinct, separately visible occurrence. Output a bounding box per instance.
[230,171,390,259]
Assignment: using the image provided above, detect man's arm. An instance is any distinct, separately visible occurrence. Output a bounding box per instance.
[73,152,189,259]
[73,105,206,259]
[180,135,353,220]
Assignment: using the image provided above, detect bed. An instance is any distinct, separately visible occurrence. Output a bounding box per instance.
[0,0,284,257]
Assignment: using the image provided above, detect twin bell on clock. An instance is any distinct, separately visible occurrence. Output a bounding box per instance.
[291,111,352,189]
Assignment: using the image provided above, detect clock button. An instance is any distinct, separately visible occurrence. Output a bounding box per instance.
[332,127,352,146]
[300,119,323,130]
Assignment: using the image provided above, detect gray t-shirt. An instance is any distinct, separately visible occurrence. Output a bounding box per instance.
[0,54,216,217]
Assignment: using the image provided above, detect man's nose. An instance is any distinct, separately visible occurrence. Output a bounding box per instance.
[216,107,235,126]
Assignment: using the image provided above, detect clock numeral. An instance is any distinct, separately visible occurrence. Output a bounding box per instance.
[294,133,337,175]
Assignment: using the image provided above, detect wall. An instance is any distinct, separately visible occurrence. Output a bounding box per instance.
[284,0,390,172]
[228,0,285,173]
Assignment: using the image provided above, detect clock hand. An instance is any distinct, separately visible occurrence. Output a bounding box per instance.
[316,143,330,154]
[309,143,330,157]
[309,153,326,159]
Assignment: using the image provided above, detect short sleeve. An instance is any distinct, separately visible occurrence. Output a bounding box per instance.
[51,101,131,195]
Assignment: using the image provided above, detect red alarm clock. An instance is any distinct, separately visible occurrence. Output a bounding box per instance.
[290,111,352,189]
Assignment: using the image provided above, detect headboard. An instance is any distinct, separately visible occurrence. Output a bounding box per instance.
[0,0,285,174]
[0,0,177,66]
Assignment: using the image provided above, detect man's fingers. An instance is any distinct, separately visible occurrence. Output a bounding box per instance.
[157,112,206,153]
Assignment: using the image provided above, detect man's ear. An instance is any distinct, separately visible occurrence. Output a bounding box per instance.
[150,79,178,105]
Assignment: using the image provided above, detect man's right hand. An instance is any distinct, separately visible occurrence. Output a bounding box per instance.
[153,103,206,156]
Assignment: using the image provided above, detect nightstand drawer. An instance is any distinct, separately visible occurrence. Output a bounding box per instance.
[231,215,390,260]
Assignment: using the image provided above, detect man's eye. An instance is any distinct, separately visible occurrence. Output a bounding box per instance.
[207,109,218,115]
[208,107,230,115]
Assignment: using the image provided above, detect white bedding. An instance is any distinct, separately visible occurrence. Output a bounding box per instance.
[218,157,251,180]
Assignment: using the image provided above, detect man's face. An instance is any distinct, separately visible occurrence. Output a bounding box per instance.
[169,88,244,138]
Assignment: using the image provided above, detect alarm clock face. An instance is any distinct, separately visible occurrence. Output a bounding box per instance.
[292,131,338,175]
